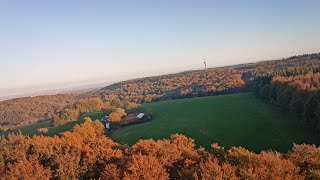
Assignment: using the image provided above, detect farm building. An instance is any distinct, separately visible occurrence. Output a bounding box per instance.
[137,113,144,119]
[102,113,145,129]
[121,113,145,125]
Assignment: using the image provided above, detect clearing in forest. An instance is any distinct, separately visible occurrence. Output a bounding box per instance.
[110,93,316,152]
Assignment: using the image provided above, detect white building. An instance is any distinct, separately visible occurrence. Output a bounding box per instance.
[102,116,110,129]
[105,122,110,129]
[137,113,145,119]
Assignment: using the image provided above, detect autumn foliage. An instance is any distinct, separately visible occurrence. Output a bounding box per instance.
[1,53,319,131]
[0,119,319,179]
[108,112,122,123]
[254,72,320,133]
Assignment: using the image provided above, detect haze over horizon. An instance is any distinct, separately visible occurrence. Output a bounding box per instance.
[1,0,320,97]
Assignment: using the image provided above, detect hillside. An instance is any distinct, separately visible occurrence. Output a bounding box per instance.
[86,53,320,104]
[0,111,104,137]
[5,93,318,152]
[0,53,319,131]
[0,94,79,131]
[254,72,320,133]
[110,93,317,152]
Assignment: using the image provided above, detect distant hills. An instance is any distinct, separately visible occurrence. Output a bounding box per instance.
[0,53,319,131]
[0,82,109,102]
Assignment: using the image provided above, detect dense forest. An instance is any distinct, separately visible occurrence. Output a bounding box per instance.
[87,53,320,104]
[0,53,319,131]
[0,54,320,179]
[52,97,139,127]
[0,94,78,131]
[88,68,247,103]
[0,119,319,180]
[0,95,138,131]
[254,73,320,133]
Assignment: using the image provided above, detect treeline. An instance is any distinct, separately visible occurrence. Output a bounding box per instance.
[88,68,247,103]
[0,93,139,131]
[254,73,320,133]
[0,119,319,179]
[52,96,139,126]
[0,94,78,131]
[1,53,319,131]
[237,53,320,77]
[52,98,104,126]
[88,53,320,104]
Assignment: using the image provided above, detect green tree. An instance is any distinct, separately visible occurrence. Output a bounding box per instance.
[145,108,154,119]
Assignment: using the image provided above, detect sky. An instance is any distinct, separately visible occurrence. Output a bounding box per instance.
[0,0,320,97]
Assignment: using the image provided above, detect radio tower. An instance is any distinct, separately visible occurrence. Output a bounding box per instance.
[203,57,207,71]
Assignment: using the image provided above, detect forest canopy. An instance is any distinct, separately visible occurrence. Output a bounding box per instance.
[254,72,320,133]
[0,119,319,179]
[0,53,319,131]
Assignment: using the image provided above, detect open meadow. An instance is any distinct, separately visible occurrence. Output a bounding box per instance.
[3,93,317,152]
[110,93,316,152]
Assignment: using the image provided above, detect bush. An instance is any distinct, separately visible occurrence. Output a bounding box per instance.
[108,112,122,123]
[37,128,49,135]
[52,108,80,127]
[145,108,154,119]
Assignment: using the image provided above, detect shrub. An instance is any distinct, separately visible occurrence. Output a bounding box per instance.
[145,108,154,119]
[37,128,49,135]
[108,112,122,123]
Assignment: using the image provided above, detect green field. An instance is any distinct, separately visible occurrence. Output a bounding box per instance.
[2,93,317,152]
[3,111,104,137]
[110,93,316,152]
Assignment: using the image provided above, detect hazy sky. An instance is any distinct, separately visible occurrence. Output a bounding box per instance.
[1,0,320,96]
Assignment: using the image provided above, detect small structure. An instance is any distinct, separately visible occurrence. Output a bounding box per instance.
[102,113,146,129]
[137,113,145,119]
[101,115,110,129]
[105,121,110,129]
[121,113,145,125]
[203,58,207,71]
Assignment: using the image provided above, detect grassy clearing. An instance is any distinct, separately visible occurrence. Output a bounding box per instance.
[2,93,316,152]
[2,111,104,137]
[110,93,316,152]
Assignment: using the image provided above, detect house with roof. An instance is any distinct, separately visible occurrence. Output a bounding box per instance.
[137,113,144,119]
[102,113,145,129]
[121,113,145,125]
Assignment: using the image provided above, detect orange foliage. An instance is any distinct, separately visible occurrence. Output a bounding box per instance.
[0,120,319,179]
[273,73,320,91]
[3,157,51,180]
[108,112,122,123]
[100,163,122,180]
[72,117,105,140]
[227,147,303,180]
[287,144,320,179]
[1,53,319,131]
[124,153,169,180]
[196,157,238,180]
[0,133,31,163]
[255,72,320,133]
[37,127,49,134]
